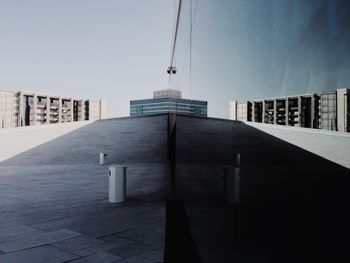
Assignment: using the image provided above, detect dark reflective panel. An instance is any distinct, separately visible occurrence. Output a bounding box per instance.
[165,1,350,262]
[172,0,350,118]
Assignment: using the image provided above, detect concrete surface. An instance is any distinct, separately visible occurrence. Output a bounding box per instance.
[0,115,169,263]
[0,114,349,262]
[0,121,92,162]
[246,121,350,168]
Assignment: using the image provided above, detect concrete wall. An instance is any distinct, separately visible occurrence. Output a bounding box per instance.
[337,88,349,132]
[0,90,18,128]
[229,101,237,120]
[85,99,108,121]
[0,121,93,162]
[100,99,108,119]
[246,121,350,168]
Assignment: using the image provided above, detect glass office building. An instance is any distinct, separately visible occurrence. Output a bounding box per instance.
[130,89,207,117]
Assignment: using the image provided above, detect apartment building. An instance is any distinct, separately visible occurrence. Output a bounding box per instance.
[230,88,349,133]
[0,90,107,129]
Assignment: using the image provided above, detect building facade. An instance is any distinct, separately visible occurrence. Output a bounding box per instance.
[130,89,207,117]
[230,88,350,133]
[0,90,107,129]
[153,89,181,99]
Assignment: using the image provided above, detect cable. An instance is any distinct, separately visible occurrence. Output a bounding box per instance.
[169,0,182,68]
[190,0,192,100]
[176,0,199,98]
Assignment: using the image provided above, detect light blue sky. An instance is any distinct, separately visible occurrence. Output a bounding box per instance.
[0,0,173,117]
[1,0,350,118]
[172,0,350,118]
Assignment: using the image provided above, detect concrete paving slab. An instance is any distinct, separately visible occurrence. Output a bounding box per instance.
[68,212,163,238]
[0,245,78,263]
[1,114,347,262]
[51,236,105,252]
[139,235,165,249]
[116,224,164,243]
[107,242,156,258]
[0,225,45,243]
[0,116,167,262]
[115,222,165,249]
[0,229,81,253]
[69,251,121,263]
[98,234,125,243]
[116,255,159,263]
[141,248,164,262]
[74,237,133,257]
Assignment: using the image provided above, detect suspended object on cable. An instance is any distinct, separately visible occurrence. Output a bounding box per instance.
[167,66,177,75]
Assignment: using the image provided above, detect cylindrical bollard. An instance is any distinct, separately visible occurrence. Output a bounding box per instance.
[235,153,240,166]
[224,166,240,203]
[108,165,127,203]
[100,153,107,165]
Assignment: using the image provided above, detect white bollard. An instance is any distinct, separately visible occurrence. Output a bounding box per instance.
[100,153,107,165]
[108,165,127,203]
[224,166,240,203]
[235,153,240,166]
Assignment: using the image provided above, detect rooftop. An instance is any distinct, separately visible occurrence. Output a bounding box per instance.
[0,114,349,262]
[0,115,168,262]
[153,89,181,99]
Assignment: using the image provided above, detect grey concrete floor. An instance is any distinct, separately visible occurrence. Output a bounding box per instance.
[0,115,169,263]
[1,114,349,262]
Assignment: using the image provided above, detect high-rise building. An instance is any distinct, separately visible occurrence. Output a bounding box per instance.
[130,89,207,117]
[229,88,350,133]
[0,90,107,129]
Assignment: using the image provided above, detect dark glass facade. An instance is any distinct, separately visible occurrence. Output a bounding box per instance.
[130,97,207,117]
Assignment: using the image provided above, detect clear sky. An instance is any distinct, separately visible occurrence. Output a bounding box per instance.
[0,0,173,117]
[172,0,350,118]
[1,0,350,118]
